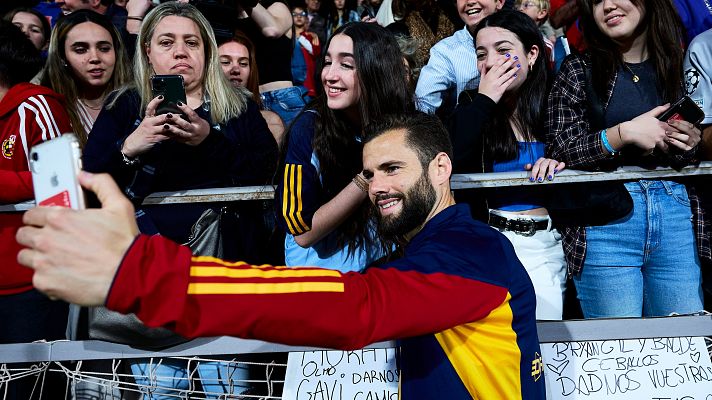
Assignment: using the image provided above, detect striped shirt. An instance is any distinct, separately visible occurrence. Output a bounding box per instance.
[415,27,481,114]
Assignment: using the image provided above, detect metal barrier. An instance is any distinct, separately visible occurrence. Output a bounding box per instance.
[1,163,711,364]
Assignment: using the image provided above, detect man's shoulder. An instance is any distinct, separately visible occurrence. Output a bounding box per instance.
[386,206,522,286]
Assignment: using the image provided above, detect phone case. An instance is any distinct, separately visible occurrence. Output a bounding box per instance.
[29,134,85,209]
[151,74,187,116]
[657,96,705,125]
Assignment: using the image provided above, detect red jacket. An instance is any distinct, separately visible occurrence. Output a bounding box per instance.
[0,83,71,295]
[299,31,321,97]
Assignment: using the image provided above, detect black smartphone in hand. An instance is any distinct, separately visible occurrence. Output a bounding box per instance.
[657,96,705,125]
[151,74,187,118]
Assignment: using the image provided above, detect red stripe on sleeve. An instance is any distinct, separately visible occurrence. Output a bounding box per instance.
[108,235,509,350]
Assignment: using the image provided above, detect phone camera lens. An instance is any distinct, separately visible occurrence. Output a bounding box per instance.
[31,152,39,161]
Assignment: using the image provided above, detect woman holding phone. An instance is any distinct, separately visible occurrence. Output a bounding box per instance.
[546,0,706,318]
[82,2,277,398]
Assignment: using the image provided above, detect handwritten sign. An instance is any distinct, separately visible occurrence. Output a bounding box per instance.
[542,337,712,400]
[283,349,399,400]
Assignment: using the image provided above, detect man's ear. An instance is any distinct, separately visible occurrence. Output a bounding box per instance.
[429,152,452,186]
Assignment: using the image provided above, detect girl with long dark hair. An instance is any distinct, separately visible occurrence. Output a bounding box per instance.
[277,22,415,271]
[450,10,567,320]
[546,0,706,318]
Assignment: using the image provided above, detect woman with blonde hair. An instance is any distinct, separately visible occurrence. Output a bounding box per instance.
[82,2,278,398]
[41,9,130,146]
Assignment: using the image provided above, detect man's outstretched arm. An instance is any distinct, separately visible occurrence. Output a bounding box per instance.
[18,173,509,350]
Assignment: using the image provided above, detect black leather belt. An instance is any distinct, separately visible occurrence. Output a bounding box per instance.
[488,213,548,236]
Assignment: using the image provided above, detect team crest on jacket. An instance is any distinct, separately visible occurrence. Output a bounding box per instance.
[2,135,16,159]
[531,352,543,382]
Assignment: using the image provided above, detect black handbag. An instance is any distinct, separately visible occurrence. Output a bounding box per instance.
[547,57,633,227]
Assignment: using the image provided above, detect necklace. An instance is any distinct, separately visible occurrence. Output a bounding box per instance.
[79,98,103,111]
[622,63,640,83]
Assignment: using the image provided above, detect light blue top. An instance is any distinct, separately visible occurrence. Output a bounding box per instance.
[284,150,386,273]
[415,27,481,114]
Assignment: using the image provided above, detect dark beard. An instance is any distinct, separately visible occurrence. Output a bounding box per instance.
[374,172,436,241]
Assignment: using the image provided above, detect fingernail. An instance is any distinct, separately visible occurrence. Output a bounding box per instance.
[529,177,535,182]
[516,64,521,68]
[166,113,173,119]
[538,177,543,182]
[514,55,519,60]
[158,95,164,100]
[176,101,184,106]
[505,53,511,58]
[548,175,553,181]
[553,169,558,174]
[163,124,169,130]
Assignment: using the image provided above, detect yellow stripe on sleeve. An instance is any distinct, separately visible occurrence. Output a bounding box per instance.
[190,266,342,279]
[282,165,299,234]
[294,165,310,232]
[187,281,345,295]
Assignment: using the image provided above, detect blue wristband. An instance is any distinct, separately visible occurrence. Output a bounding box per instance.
[601,129,618,155]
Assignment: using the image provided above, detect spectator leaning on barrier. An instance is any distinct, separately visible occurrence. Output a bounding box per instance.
[0,20,72,398]
[546,0,708,318]
[449,10,566,320]
[18,112,546,400]
[276,22,414,272]
[414,0,503,116]
[81,3,278,397]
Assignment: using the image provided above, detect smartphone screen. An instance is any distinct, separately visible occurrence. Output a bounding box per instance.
[151,74,187,117]
[29,134,86,210]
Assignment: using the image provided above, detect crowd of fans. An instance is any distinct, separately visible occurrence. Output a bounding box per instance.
[1,0,711,398]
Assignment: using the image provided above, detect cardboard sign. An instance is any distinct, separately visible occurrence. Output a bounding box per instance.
[542,337,712,400]
[283,349,399,400]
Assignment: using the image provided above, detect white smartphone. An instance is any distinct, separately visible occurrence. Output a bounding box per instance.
[29,134,86,209]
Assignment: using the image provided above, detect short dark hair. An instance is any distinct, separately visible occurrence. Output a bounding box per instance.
[364,112,453,170]
[0,20,42,88]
